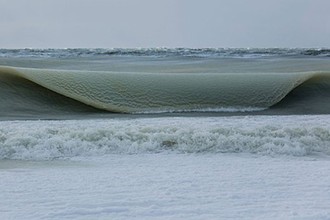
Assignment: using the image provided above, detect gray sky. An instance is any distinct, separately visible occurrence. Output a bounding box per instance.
[1,0,330,48]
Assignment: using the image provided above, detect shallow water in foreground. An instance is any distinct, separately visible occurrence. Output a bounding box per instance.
[1,154,330,220]
[1,115,330,219]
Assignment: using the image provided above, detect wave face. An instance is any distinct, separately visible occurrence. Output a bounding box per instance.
[1,66,314,112]
[1,49,330,119]
[1,116,330,160]
[1,65,330,116]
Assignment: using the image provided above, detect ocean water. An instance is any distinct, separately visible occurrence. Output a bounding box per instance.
[1,48,330,219]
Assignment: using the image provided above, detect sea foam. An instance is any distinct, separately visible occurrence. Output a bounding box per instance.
[1,115,330,160]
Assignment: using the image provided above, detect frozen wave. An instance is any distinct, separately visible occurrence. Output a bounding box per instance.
[2,65,330,114]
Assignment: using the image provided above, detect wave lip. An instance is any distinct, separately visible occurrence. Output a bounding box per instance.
[1,116,330,160]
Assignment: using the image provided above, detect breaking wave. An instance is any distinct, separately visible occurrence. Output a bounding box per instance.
[1,116,330,160]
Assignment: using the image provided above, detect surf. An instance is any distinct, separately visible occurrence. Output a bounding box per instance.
[1,116,330,160]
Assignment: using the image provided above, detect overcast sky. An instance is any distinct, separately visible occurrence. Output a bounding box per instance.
[1,0,330,48]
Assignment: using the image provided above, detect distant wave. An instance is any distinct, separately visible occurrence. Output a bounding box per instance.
[1,48,330,58]
[1,116,330,160]
[1,65,330,118]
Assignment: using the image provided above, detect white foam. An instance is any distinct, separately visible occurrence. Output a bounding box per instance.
[135,106,267,114]
[1,115,330,160]
[2,154,330,219]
